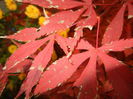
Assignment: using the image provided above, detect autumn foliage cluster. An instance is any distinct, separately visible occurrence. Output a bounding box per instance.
[0,0,133,99]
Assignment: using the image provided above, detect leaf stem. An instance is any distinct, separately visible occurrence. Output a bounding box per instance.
[43,8,49,18]
[96,16,100,48]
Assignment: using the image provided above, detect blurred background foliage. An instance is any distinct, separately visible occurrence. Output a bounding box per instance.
[0,0,43,65]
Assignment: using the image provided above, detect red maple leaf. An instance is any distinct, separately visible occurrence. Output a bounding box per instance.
[33,3,133,99]
[0,0,133,99]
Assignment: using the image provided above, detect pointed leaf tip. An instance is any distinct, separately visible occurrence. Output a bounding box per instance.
[6,28,44,41]
[74,52,97,99]
[102,4,126,44]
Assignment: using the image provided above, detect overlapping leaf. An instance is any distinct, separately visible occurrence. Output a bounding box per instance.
[16,0,84,9]
[100,39,133,51]
[98,51,133,98]
[16,37,54,99]
[0,0,133,99]
[0,59,32,94]
[41,10,84,36]
[74,52,97,99]
[77,5,97,30]
[3,10,84,42]
[7,59,32,73]
[5,37,50,70]
[102,4,126,44]
[73,39,133,98]
[6,0,97,44]
[33,36,133,98]
[34,51,91,94]
[5,28,42,42]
